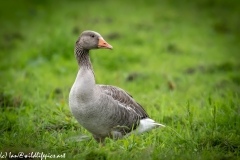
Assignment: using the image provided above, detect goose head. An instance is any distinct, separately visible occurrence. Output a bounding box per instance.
[76,30,113,50]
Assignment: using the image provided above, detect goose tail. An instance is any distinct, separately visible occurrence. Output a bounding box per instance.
[137,118,165,134]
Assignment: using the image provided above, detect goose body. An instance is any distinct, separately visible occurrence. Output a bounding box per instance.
[69,30,164,143]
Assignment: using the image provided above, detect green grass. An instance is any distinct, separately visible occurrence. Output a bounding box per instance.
[0,0,240,159]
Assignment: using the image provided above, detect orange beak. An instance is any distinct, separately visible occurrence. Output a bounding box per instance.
[98,37,113,49]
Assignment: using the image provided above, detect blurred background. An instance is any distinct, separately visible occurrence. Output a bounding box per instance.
[0,0,239,158]
[0,0,239,102]
[0,0,240,94]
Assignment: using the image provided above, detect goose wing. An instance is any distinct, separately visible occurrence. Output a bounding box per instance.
[98,85,149,119]
[98,85,149,135]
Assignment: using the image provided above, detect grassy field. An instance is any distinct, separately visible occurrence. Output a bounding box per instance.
[0,0,240,159]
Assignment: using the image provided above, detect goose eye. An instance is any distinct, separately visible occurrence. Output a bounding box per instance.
[90,35,95,38]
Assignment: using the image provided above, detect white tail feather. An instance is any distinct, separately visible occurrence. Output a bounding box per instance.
[125,118,165,137]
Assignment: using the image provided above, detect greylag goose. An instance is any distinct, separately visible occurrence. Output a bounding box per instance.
[69,30,165,143]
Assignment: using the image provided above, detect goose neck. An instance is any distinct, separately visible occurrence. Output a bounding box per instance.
[74,45,93,71]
